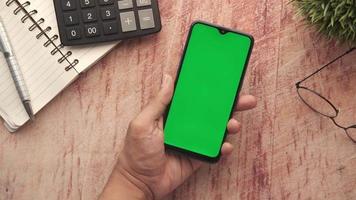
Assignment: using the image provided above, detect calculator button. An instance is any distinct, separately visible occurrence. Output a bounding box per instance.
[118,0,133,10]
[136,0,151,7]
[120,11,137,32]
[61,0,76,11]
[101,7,117,20]
[66,27,82,40]
[138,9,155,30]
[103,21,118,35]
[63,12,79,26]
[98,0,114,5]
[80,0,95,8]
[84,24,101,37]
[82,9,97,23]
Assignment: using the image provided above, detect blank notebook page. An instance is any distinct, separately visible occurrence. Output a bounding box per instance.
[0,0,117,131]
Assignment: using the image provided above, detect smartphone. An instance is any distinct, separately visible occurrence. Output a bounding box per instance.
[164,21,254,162]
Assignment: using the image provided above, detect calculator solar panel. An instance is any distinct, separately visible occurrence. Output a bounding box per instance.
[53,0,162,46]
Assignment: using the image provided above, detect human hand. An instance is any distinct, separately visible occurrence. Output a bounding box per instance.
[100,74,257,200]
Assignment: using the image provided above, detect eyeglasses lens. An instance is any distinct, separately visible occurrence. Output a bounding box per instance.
[346,127,356,143]
[297,87,338,118]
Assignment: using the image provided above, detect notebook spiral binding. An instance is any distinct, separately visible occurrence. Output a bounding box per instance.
[5,0,79,71]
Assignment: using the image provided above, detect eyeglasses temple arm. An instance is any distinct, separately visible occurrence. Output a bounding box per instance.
[298,47,356,84]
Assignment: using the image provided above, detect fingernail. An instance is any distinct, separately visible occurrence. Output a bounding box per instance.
[161,74,171,88]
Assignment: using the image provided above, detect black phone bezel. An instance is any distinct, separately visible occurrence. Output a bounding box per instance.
[163,21,255,163]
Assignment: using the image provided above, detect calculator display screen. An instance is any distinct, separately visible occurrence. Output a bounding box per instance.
[164,22,253,161]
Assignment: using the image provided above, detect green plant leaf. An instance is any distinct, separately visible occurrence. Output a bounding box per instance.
[294,0,356,44]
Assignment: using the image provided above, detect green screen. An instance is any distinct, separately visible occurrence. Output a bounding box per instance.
[164,22,252,158]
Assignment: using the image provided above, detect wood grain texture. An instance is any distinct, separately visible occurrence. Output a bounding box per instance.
[1,0,356,199]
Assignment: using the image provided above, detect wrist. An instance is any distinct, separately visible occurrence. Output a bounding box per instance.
[118,166,154,200]
[100,166,152,200]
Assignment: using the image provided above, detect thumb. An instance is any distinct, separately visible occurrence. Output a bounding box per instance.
[136,74,173,124]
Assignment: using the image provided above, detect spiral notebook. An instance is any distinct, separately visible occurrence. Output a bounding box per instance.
[0,0,118,132]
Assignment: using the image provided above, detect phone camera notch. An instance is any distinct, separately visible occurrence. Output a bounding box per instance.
[219,29,228,35]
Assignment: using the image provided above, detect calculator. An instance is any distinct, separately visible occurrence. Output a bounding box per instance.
[53,0,162,46]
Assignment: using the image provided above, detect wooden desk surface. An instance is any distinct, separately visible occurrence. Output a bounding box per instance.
[1,0,356,199]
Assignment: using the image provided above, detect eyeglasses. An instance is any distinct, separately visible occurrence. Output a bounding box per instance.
[296,47,356,143]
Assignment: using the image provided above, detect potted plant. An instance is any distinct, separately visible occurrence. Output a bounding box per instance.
[294,0,356,44]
